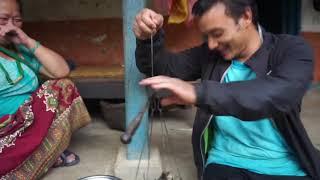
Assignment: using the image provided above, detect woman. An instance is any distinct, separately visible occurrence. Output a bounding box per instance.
[0,0,91,179]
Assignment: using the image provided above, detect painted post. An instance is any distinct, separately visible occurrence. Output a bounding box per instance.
[123,0,148,160]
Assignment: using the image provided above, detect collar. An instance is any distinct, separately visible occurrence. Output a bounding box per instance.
[244,27,274,77]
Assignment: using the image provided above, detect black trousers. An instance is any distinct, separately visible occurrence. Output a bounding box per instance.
[203,163,311,180]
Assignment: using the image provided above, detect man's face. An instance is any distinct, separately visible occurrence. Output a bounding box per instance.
[198,3,249,60]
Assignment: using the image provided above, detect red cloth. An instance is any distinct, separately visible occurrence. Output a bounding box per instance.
[0,80,80,175]
[0,101,54,175]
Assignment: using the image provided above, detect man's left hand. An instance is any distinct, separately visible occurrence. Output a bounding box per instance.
[139,75,196,106]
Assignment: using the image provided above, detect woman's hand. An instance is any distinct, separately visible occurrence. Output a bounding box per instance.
[0,23,36,48]
[0,24,69,78]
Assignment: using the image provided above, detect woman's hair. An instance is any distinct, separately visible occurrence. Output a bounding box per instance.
[17,0,23,15]
[192,0,259,27]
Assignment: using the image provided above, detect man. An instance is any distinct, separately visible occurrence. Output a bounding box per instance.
[133,0,320,179]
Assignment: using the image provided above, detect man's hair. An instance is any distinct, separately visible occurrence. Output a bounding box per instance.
[192,0,259,27]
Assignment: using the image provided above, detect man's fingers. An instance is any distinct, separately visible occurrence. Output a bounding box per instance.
[139,75,196,105]
[149,81,175,92]
[141,12,157,30]
[133,8,164,40]
[161,96,184,106]
[137,18,154,35]
[151,13,164,29]
[161,97,176,106]
[140,76,177,93]
[143,9,162,29]
[139,75,170,85]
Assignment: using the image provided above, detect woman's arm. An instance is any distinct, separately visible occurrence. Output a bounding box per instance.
[25,38,70,78]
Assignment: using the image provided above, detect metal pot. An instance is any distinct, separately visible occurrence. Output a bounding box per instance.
[78,175,122,180]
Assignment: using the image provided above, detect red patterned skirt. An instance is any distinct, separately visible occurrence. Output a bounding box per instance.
[0,79,91,180]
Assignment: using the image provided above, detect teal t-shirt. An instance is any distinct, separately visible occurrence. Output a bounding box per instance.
[0,45,41,117]
[206,60,306,176]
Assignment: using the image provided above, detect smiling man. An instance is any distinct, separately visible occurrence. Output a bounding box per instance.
[133,0,320,179]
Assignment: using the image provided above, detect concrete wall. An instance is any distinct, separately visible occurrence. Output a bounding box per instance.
[301,1,320,81]
[301,0,320,32]
[22,0,123,21]
[22,0,320,31]
[21,0,124,66]
[21,0,201,67]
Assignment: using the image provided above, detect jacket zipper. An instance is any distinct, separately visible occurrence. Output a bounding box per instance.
[220,66,231,83]
[200,115,213,180]
[200,65,231,179]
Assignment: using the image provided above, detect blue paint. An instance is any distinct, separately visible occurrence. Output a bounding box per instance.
[123,0,149,160]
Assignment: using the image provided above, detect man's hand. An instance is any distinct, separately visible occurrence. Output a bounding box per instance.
[133,8,164,40]
[140,76,196,106]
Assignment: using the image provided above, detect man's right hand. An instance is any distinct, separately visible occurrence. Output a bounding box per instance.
[133,8,164,40]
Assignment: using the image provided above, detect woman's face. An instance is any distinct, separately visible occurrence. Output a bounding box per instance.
[0,0,22,45]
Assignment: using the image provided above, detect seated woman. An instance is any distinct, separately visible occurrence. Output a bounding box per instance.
[0,0,91,179]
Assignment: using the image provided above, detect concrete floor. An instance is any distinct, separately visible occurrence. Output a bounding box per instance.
[43,87,320,180]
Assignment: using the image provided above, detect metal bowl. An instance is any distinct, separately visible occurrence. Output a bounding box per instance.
[78,175,122,180]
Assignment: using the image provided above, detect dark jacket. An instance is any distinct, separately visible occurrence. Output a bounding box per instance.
[135,29,320,179]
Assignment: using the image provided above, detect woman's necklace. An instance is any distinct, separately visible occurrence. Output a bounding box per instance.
[0,46,24,85]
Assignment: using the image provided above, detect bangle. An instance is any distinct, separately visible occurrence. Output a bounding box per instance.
[30,41,41,54]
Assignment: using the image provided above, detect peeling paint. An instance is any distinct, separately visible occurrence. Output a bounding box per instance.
[90,34,107,44]
[60,45,68,52]
[101,47,107,54]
